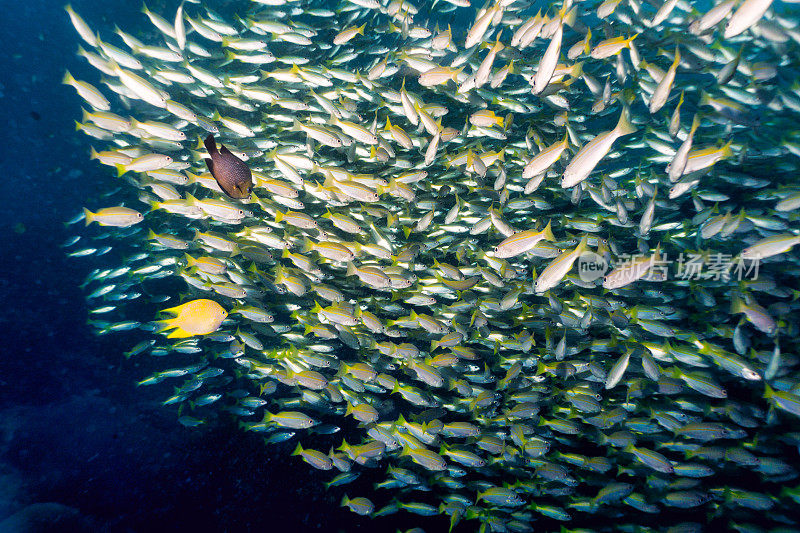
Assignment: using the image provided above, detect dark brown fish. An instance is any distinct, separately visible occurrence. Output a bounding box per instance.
[203,134,253,199]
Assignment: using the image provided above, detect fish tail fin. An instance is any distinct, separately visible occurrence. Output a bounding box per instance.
[291,442,304,456]
[571,61,584,79]
[346,261,357,277]
[721,139,734,158]
[274,264,285,283]
[652,243,662,263]
[689,113,701,135]
[274,210,285,223]
[730,295,745,315]
[62,70,74,85]
[114,164,127,177]
[575,234,590,255]
[561,5,578,26]
[82,207,94,225]
[615,107,637,136]
[542,220,555,242]
[764,384,775,399]
[493,35,504,52]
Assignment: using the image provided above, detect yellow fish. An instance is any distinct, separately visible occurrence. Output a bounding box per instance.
[83,206,143,227]
[157,299,227,338]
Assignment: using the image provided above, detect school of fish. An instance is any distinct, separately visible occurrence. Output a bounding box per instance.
[63,0,800,530]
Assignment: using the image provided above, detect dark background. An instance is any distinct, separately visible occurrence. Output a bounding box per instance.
[0,1,438,531]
